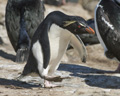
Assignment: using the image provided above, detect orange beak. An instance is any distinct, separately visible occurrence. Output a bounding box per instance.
[85,27,95,34]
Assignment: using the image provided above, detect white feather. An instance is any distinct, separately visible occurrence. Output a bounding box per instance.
[32,40,45,75]
[46,24,72,75]
[101,17,114,30]
[94,0,108,53]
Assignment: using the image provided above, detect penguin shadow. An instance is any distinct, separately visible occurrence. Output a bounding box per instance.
[0,78,40,89]
[0,50,16,61]
[58,64,120,89]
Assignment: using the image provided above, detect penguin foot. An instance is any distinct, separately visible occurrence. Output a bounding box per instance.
[45,76,64,82]
[44,80,61,88]
[15,48,29,63]
[114,64,120,73]
[15,75,24,81]
[45,75,71,82]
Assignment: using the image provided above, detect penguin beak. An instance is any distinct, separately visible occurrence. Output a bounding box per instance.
[85,27,95,34]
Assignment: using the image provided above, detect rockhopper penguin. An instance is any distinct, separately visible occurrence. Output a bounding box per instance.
[18,11,95,88]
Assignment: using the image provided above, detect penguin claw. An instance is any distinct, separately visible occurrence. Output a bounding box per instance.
[15,48,29,63]
[46,76,71,82]
[45,76,62,82]
[15,75,24,81]
[52,76,63,82]
[44,80,62,88]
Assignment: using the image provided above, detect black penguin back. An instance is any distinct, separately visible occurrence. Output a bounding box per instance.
[96,0,120,60]
[5,0,44,51]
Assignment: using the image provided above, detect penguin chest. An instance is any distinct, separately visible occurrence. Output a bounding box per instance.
[48,24,72,63]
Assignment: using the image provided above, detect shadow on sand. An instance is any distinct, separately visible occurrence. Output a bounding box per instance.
[58,63,120,89]
[0,50,15,61]
[0,78,40,89]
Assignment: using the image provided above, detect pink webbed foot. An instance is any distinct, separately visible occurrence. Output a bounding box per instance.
[44,80,61,88]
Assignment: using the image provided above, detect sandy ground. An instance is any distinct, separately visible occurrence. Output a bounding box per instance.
[0,1,120,96]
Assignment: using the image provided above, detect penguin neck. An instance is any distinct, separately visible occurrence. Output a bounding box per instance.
[43,11,68,29]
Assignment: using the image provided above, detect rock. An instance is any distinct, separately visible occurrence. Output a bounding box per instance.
[80,0,99,16]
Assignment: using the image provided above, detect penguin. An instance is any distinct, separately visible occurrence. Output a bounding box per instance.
[5,0,44,63]
[95,0,120,72]
[17,11,95,88]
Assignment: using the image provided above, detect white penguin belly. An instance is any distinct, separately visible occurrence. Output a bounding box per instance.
[46,24,73,75]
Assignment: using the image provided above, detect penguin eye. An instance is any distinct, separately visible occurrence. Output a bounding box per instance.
[78,25,81,28]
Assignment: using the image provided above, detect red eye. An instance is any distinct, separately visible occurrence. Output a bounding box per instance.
[78,25,81,28]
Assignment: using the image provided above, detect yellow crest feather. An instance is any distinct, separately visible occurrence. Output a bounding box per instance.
[63,21,76,27]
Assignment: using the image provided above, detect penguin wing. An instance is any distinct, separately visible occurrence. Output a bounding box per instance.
[40,35,50,69]
[70,34,87,63]
[32,24,50,69]
[5,3,20,51]
[96,4,120,60]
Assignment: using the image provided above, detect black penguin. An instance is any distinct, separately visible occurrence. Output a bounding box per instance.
[18,11,95,88]
[95,0,120,72]
[5,0,44,63]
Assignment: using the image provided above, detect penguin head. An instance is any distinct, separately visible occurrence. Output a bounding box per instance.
[62,16,95,35]
[44,11,95,35]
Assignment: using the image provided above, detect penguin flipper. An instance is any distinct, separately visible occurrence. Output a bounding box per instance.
[70,34,87,63]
